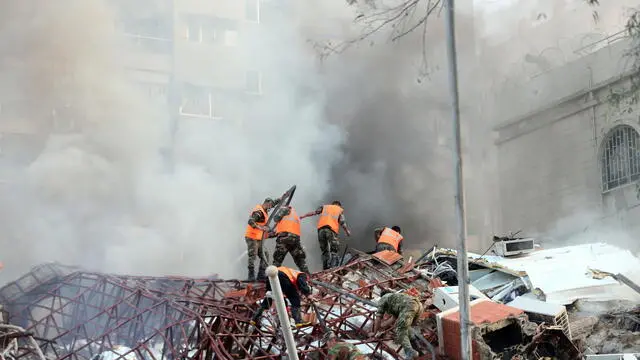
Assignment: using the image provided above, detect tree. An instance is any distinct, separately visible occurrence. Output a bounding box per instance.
[313,0,442,62]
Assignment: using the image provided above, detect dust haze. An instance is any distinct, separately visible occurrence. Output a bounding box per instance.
[0,0,342,282]
[0,0,637,283]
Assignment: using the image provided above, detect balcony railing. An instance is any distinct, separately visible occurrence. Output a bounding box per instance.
[123,33,173,54]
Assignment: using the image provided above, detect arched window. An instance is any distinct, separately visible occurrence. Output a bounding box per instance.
[601,125,640,191]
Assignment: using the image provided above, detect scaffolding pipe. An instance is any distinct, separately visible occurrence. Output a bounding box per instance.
[266,266,299,360]
[310,279,377,307]
[311,279,435,359]
[443,0,472,359]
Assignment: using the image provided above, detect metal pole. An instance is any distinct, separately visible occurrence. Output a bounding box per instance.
[266,266,299,360]
[443,0,472,359]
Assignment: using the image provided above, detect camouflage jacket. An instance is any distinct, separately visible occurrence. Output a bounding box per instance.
[247,198,282,228]
[376,293,416,317]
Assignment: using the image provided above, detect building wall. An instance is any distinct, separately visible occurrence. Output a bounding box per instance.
[492,36,640,250]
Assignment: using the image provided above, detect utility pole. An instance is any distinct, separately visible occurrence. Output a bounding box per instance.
[266,266,300,360]
[443,0,472,359]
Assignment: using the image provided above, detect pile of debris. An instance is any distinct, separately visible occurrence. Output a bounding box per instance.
[0,241,638,359]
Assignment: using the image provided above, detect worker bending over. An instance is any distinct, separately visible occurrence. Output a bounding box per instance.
[250,266,312,326]
[372,289,423,359]
[374,225,404,254]
[325,332,366,360]
[269,205,310,273]
[301,200,351,270]
[244,197,279,281]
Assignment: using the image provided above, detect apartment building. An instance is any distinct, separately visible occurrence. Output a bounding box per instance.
[115,0,264,129]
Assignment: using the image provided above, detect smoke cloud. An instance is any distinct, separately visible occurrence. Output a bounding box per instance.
[0,0,637,284]
[0,0,342,282]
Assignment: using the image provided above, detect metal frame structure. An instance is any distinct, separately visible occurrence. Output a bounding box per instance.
[0,253,441,360]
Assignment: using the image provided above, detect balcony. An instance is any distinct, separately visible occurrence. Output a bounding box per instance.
[174,42,246,90]
[176,0,247,21]
[120,34,173,73]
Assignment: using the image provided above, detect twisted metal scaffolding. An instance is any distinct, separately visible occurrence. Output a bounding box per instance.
[0,252,441,360]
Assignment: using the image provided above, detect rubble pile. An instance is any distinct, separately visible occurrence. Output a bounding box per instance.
[0,242,638,359]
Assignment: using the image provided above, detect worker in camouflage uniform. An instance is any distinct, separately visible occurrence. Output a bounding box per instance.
[244,197,280,281]
[301,200,351,270]
[325,332,366,360]
[268,205,310,273]
[372,289,423,359]
[374,225,404,254]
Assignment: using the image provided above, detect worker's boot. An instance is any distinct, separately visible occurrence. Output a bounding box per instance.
[330,253,341,268]
[403,347,419,359]
[250,307,264,326]
[247,269,256,282]
[291,306,310,327]
[256,269,266,281]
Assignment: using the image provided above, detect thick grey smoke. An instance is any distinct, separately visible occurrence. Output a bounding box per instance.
[0,0,342,282]
[312,0,640,254]
[310,3,486,252]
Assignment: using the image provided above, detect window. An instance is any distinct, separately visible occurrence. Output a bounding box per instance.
[186,22,202,42]
[245,70,262,94]
[185,15,238,46]
[51,105,79,133]
[601,125,640,192]
[245,0,260,22]
[179,84,222,119]
[224,30,238,47]
[141,83,168,102]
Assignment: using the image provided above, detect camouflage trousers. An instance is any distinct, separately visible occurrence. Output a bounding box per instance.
[245,238,267,281]
[272,233,310,273]
[318,227,340,270]
[394,299,423,356]
[376,242,396,253]
[327,342,364,360]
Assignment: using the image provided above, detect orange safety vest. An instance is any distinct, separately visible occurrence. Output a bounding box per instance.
[316,204,343,233]
[377,227,403,251]
[244,205,268,240]
[276,207,301,236]
[278,266,302,287]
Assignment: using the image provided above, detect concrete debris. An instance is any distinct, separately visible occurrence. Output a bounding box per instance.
[0,243,638,359]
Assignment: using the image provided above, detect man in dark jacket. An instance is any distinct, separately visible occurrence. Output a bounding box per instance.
[250,266,312,327]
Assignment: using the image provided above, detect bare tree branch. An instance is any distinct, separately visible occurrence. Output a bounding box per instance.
[310,0,444,81]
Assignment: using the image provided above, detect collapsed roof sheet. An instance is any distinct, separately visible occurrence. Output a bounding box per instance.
[435,243,640,305]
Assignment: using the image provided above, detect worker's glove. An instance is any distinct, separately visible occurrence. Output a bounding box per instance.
[259,225,270,232]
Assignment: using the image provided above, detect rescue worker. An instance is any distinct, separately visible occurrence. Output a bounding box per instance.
[269,205,310,273]
[374,225,404,254]
[372,289,423,359]
[301,201,351,270]
[325,332,366,360]
[250,266,312,326]
[244,197,280,281]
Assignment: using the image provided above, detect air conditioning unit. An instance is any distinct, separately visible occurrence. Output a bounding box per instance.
[493,237,535,257]
[507,295,572,340]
